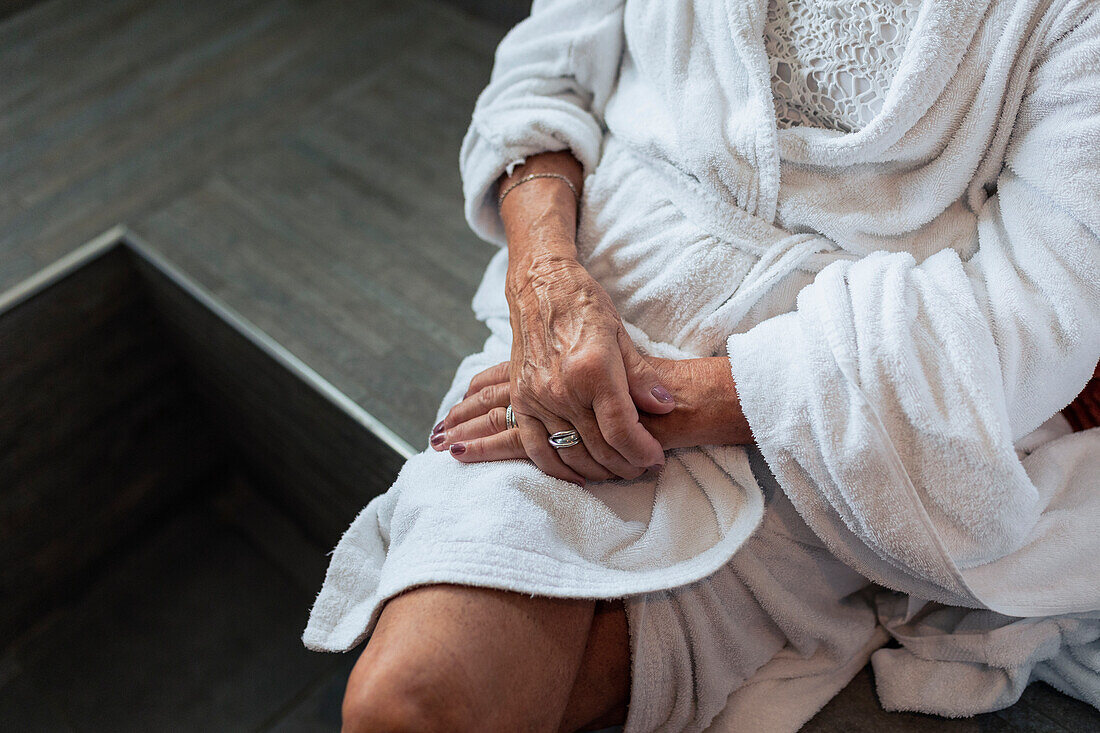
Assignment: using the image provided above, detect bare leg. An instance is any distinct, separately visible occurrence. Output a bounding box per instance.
[559,600,631,732]
[341,584,628,733]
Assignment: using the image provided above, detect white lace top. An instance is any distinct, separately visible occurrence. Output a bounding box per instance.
[764,0,922,132]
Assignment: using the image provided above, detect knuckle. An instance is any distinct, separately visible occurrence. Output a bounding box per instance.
[516,377,565,411]
[602,422,634,448]
[487,408,506,433]
[513,377,537,406]
[563,350,607,381]
[489,383,509,403]
[592,381,626,402]
[543,380,568,405]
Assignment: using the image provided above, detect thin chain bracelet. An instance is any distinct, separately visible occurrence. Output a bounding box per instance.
[497,172,579,209]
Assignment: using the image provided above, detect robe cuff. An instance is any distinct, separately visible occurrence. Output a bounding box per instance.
[459,105,605,247]
[725,310,817,467]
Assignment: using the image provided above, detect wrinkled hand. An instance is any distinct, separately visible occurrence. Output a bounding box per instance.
[432,261,676,484]
[494,255,675,484]
[431,356,752,472]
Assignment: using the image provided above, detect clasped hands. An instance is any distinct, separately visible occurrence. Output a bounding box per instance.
[430,254,751,486]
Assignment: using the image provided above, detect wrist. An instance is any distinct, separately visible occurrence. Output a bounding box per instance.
[499,151,583,286]
[500,150,583,195]
[501,179,578,255]
[645,357,751,448]
[693,357,751,445]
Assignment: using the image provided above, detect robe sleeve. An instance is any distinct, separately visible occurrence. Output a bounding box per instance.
[458,0,626,247]
[726,6,1100,603]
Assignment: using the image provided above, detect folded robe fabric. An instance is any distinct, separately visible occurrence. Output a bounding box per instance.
[306,0,1100,728]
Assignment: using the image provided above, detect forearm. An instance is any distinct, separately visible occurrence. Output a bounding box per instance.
[683,357,752,446]
[498,151,585,296]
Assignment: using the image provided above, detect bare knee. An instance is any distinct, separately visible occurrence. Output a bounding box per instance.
[342,651,477,733]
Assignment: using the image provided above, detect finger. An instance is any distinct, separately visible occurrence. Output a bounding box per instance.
[443,382,510,430]
[592,388,666,469]
[431,407,509,451]
[618,329,675,415]
[517,413,587,487]
[463,361,511,399]
[540,414,616,482]
[570,411,645,479]
[448,428,526,463]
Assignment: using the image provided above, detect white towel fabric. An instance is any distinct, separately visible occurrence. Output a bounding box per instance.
[305,140,887,733]
[305,0,1100,729]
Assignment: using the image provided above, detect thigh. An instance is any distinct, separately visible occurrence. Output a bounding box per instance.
[344,584,628,733]
[560,600,631,732]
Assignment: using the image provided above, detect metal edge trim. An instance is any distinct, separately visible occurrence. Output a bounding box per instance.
[1,225,417,460]
[0,224,129,313]
[120,231,417,461]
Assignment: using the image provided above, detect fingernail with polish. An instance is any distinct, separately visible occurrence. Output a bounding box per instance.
[449,443,466,456]
[432,420,445,435]
[430,432,445,447]
[651,385,674,403]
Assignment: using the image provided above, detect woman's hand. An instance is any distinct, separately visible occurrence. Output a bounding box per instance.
[492,150,675,485]
[431,356,752,469]
[505,254,676,483]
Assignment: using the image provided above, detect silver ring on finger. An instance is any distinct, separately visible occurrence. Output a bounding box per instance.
[505,404,518,430]
[548,429,582,449]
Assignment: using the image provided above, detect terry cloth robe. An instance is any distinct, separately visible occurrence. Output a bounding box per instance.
[305,0,1100,729]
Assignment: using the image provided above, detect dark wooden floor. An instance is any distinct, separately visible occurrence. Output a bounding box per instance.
[1,0,1097,730]
[0,0,500,448]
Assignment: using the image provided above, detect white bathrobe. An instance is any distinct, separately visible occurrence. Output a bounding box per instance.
[305,0,1100,729]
